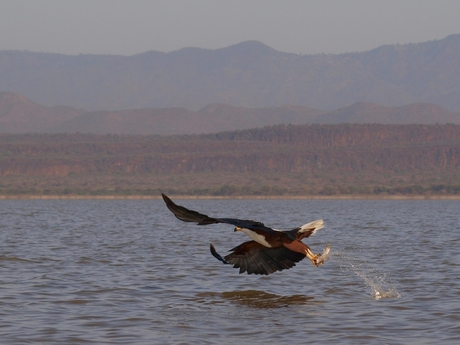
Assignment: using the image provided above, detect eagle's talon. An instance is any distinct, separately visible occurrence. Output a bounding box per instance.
[312,255,321,267]
[305,249,321,266]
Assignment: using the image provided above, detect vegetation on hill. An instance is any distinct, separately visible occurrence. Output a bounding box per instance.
[1,124,460,197]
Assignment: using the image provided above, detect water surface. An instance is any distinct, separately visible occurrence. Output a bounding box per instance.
[1,199,459,344]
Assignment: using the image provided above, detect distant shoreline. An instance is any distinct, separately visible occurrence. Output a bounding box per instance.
[1,194,459,200]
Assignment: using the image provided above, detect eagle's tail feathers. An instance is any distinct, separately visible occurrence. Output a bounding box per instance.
[298,219,324,235]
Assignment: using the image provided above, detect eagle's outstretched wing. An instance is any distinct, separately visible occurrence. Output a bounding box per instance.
[210,242,306,275]
[162,193,218,225]
[161,193,273,231]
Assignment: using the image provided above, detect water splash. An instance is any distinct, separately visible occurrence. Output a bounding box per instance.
[334,247,400,300]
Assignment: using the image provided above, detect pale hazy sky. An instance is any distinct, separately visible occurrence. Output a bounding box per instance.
[1,0,460,56]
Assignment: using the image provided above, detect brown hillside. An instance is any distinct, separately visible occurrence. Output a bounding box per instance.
[1,92,460,135]
[0,92,85,132]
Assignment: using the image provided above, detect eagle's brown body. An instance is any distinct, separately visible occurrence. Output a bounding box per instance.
[162,194,330,275]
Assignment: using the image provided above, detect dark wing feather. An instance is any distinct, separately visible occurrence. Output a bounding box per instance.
[162,194,274,232]
[215,241,306,275]
[210,244,229,264]
[162,194,218,225]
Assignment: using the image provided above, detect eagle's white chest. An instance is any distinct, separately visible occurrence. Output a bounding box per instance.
[240,228,272,248]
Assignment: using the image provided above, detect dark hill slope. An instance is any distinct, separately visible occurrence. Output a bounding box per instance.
[315,102,460,124]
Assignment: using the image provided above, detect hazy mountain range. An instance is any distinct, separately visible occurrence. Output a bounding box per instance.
[1,92,460,135]
[1,34,460,113]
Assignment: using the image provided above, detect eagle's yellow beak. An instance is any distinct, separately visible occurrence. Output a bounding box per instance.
[234,226,243,232]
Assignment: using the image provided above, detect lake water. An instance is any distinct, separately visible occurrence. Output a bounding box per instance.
[0,198,459,344]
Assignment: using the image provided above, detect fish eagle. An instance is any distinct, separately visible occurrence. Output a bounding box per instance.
[162,194,330,275]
